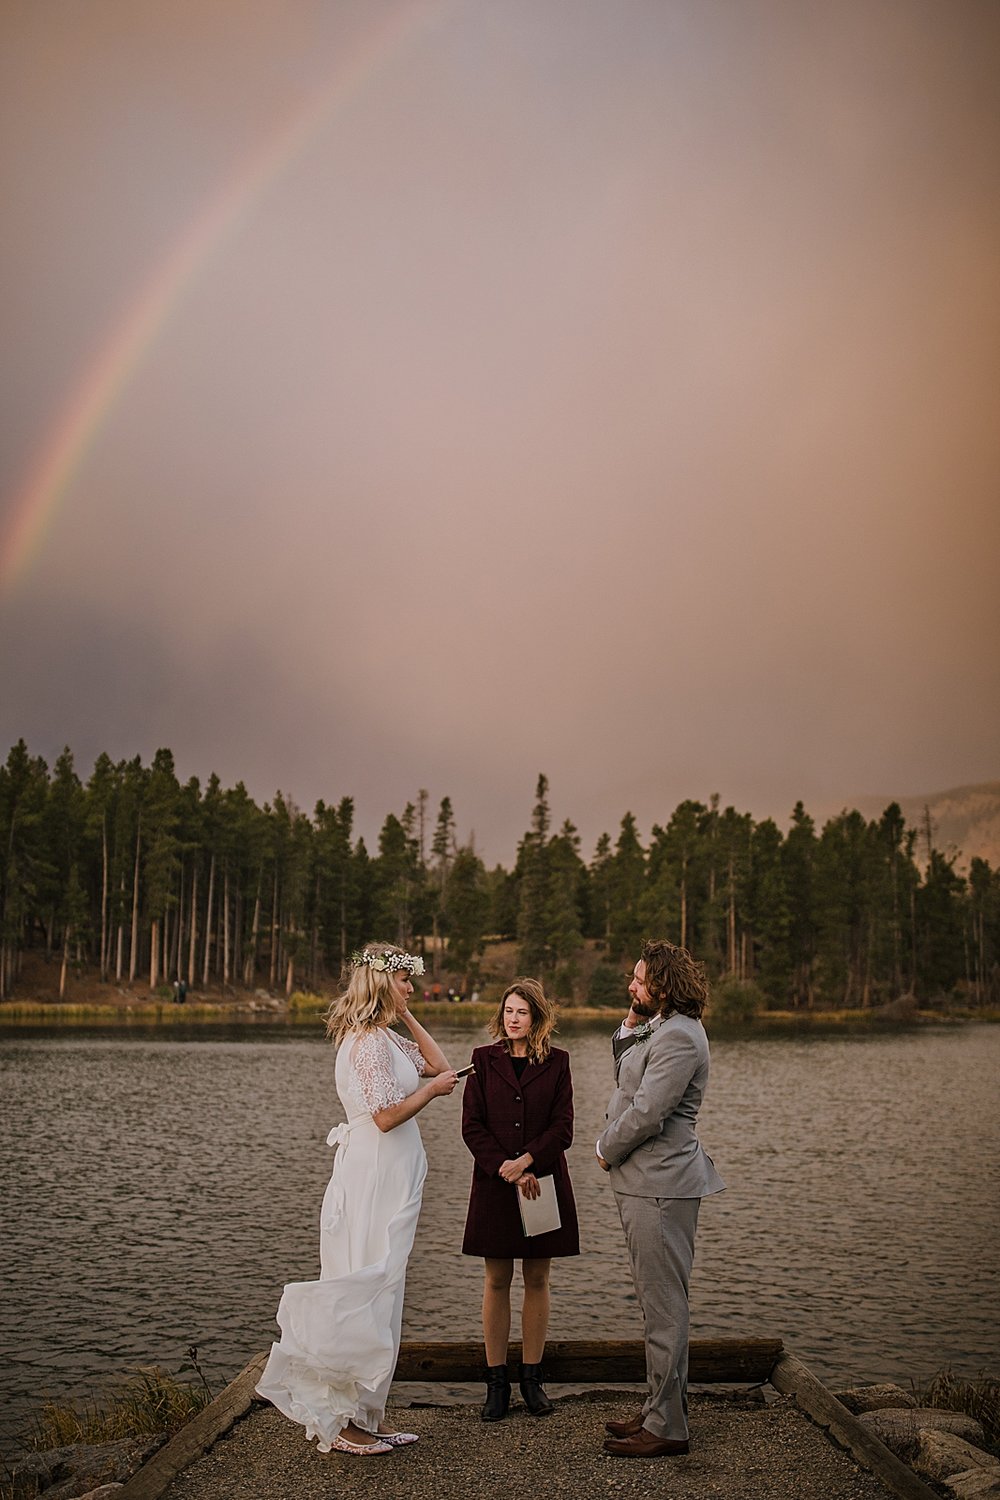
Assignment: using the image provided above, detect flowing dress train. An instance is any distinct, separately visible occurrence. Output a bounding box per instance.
[255,1028,427,1450]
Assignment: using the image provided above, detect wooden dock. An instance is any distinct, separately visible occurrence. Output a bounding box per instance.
[116,1338,940,1500]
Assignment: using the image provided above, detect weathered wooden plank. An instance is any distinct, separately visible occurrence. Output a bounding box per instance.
[115,1352,267,1500]
[394,1336,784,1384]
[770,1351,941,1500]
[115,1338,782,1499]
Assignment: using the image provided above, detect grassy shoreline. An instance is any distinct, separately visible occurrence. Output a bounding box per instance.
[1,996,997,1029]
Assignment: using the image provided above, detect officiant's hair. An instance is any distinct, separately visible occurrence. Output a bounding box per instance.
[640,939,709,1019]
[325,941,409,1043]
[489,978,556,1064]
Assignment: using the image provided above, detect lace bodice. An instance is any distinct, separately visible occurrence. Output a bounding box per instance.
[347,1029,426,1115]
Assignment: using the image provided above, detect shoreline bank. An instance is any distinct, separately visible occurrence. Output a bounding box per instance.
[1,994,997,1030]
[14,1341,994,1500]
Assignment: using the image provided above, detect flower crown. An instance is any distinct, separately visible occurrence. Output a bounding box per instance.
[351,949,425,978]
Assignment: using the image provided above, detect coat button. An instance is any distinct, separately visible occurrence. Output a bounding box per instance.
[514,1096,521,1102]
[514,1122,520,1128]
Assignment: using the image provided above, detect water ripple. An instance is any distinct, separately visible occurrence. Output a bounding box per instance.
[1,1021,997,1452]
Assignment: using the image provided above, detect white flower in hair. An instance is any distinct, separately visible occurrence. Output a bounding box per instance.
[351,949,425,978]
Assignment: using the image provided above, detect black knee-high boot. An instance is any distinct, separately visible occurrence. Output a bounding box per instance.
[519,1362,554,1416]
[482,1364,511,1421]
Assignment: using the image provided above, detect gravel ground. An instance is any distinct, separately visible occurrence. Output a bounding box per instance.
[163,1389,901,1500]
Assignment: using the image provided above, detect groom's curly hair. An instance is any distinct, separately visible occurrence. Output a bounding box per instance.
[641,939,709,1019]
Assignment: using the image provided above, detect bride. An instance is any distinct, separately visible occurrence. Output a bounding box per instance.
[255,942,458,1456]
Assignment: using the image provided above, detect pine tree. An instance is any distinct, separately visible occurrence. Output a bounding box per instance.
[0,743,51,996]
[717,807,752,977]
[588,832,613,945]
[643,800,707,949]
[43,748,87,997]
[314,797,354,977]
[546,820,585,994]
[430,797,456,975]
[517,775,552,973]
[84,753,120,983]
[783,802,817,1006]
[967,858,999,1005]
[916,850,966,997]
[608,812,645,961]
[373,812,418,946]
[746,818,791,1003]
[445,846,490,979]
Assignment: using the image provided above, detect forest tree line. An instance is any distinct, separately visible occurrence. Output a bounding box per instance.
[1,744,997,1009]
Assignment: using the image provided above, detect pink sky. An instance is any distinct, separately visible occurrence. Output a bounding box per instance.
[1,0,998,862]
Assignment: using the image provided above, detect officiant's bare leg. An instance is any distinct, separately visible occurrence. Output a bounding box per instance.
[519,1258,554,1414]
[520,1257,551,1363]
[482,1258,514,1420]
[483,1257,514,1364]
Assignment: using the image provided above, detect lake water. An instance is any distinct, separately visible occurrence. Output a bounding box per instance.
[1,1018,997,1453]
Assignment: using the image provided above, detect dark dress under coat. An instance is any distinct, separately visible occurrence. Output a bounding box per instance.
[461,1042,580,1259]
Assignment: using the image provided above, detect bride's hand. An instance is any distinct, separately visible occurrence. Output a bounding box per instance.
[428,1069,458,1097]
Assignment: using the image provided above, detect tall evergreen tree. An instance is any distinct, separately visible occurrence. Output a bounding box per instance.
[84,752,120,983]
[814,811,871,1005]
[546,819,585,993]
[43,748,87,997]
[486,864,519,940]
[517,775,552,973]
[716,807,752,977]
[430,796,456,974]
[746,817,791,1003]
[445,846,490,978]
[314,796,354,977]
[608,812,645,961]
[643,800,707,949]
[0,741,50,997]
[783,802,817,1006]
[916,850,966,997]
[142,749,182,989]
[967,857,999,1005]
[373,811,419,945]
[700,794,725,974]
[588,832,614,945]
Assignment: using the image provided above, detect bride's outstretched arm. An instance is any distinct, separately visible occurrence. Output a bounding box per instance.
[398,1007,450,1075]
[372,1070,458,1132]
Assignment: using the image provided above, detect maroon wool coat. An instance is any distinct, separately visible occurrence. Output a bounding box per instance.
[461,1042,580,1260]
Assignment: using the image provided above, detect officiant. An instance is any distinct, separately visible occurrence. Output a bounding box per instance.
[461,978,579,1422]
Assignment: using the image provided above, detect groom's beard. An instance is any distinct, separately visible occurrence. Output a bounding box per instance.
[630,1001,655,1018]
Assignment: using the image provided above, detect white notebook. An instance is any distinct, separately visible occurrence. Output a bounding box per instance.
[518,1174,561,1237]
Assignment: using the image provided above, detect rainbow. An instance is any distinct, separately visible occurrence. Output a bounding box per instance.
[0,0,449,592]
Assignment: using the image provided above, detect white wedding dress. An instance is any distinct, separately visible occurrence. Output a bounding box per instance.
[255,1027,428,1450]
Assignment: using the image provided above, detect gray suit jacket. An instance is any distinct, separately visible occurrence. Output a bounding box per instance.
[599,1013,725,1199]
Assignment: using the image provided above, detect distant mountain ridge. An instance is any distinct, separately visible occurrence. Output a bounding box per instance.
[820,780,1000,870]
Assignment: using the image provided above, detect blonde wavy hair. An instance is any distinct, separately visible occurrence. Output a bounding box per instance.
[325,941,411,1044]
[488,977,556,1064]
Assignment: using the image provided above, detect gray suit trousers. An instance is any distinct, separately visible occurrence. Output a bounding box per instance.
[614,1192,700,1441]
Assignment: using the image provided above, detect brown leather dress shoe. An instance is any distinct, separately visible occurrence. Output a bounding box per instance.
[604,1412,645,1438]
[603,1427,690,1458]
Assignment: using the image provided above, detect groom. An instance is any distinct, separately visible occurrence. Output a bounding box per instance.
[597,939,725,1458]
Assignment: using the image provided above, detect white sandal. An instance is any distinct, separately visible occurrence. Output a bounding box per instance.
[371,1429,419,1446]
[330,1433,392,1455]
